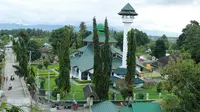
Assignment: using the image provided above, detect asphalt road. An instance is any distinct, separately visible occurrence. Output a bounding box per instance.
[3,43,30,109]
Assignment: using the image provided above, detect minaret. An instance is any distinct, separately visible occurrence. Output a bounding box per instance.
[118,3,138,68]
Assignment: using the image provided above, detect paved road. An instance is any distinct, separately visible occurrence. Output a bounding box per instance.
[3,43,31,108]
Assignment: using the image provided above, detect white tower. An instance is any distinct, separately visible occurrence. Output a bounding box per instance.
[118,3,138,68]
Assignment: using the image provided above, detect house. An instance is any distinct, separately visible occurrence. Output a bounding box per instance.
[70,24,145,81]
[119,102,162,112]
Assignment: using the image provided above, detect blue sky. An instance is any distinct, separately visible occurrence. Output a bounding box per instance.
[0,0,200,37]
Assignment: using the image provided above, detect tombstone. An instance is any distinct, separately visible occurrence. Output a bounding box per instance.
[57,94,60,102]
[146,93,149,100]
[159,93,162,99]
[134,93,136,100]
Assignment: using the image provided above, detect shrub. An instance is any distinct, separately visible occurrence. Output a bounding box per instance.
[120,89,129,101]
[157,82,163,93]
[54,78,59,86]
[52,88,60,97]
[74,78,91,83]
[55,67,59,71]
[37,64,43,69]
[138,93,145,99]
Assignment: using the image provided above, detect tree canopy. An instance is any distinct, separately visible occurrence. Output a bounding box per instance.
[161,54,200,111]
[177,20,200,63]
[153,39,166,58]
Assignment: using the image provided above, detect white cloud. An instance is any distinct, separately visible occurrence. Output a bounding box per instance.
[0,0,200,36]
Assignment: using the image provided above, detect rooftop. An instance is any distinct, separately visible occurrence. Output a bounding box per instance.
[118,3,138,16]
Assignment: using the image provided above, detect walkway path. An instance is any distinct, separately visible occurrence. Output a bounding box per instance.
[3,42,31,108]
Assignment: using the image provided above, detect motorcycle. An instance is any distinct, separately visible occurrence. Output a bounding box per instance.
[8,86,12,90]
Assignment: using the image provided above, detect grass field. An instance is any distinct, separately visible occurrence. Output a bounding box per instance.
[43,77,168,100]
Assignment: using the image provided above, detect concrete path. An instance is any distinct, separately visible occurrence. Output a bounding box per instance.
[3,42,31,108]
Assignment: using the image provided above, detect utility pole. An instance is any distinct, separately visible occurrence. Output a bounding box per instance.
[48,69,50,105]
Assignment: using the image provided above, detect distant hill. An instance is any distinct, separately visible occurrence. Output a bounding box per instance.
[0,23,64,31]
[148,35,178,42]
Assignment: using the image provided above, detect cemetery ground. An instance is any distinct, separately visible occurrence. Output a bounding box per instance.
[32,64,169,101]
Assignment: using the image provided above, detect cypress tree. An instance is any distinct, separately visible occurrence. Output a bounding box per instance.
[92,17,102,97]
[126,29,136,99]
[58,26,71,94]
[100,18,112,100]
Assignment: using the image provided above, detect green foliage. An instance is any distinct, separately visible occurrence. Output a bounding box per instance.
[1,102,24,112]
[177,20,200,63]
[160,34,169,49]
[93,17,102,84]
[18,30,29,43]
[114,29,150,50]
[126,29,136,96]
[161,54,200,111]
[120,89,129,101]
[138,93,145,99]
[57,26,71,93]
[27,40,41,61]
[78,22,91,47]
[135,29,150,46]
[37,63,43,69]
[43,60,50,69]
[156,82,163,93]
[161,94,180,112]
[52,88,60,97]
[40,80,45,89]
[153,39,166,58]
[49,26,77,54]
[12,37,29,79]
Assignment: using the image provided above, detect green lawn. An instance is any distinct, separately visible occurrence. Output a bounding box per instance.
[43,77,168,100]
[134,85,168,99]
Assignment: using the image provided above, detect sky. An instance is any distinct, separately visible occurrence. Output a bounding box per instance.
[0,0,200,37]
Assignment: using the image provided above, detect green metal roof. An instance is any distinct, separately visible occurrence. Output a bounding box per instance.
[131,102,162,112]
[111,46,122,55]
[70,45,144,72]
[119,106,133,112]
[118,3,138,16]
[112,58,122,70]
[119,102,162,112]
[83,32,117,43]
[92,101,118,112]
[76,44,94,72]
[113,67,139,75]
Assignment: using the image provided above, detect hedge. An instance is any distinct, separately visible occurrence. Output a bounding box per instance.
[74,78,91,83]
[55,67,59,71]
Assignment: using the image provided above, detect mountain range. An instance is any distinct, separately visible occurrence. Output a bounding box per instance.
[0,23,179,38]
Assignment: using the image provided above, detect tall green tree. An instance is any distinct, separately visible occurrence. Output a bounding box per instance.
[92,17,103,98]
[12,37,29,79]
[177,20,200,63]
[153,39,166,58]
[160,34,169,49]
[27,40,41,61]
[57,26,71,93]
[50,26,77,54]
[126,29,136,99]
[97,18,112,100]
[161,54,200,111]
[79,22,86,47]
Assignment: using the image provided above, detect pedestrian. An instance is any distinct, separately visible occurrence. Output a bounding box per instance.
[73,99,78,110]
[6,76,8,81]
[3,76,6,81]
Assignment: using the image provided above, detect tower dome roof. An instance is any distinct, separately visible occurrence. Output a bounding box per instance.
[97,23,104,31]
